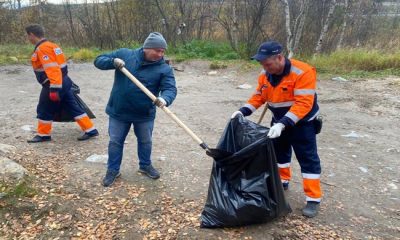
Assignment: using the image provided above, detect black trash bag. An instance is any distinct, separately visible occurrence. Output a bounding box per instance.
[200,116,291,228]
[54,82,96,122]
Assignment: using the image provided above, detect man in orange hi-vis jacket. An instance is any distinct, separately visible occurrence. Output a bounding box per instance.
[26,24,98,143]
[231,41,322,218]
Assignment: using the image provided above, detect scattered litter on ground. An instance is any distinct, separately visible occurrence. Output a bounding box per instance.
[332,77,348,82]
[207,71,218,75]
[85,154,108,164]
[237,84,252,89]
[21,125,33,131]
[388,183,398,190]
[358,167,368,173]
[386,148,400,153]
[342,131,364,138]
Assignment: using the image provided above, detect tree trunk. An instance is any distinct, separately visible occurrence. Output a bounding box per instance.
[337,0,349,50]
[154,0,175,47]
[293,0,309,56]
[282,0,294,58]
[231,0,239,51]
[314,0,337,55]
[63,1,78,45]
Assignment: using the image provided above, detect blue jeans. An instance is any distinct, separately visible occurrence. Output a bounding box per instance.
[107,117,154,171]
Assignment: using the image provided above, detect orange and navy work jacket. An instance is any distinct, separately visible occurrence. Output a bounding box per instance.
[31,39,68,90]
[244,58,319,127]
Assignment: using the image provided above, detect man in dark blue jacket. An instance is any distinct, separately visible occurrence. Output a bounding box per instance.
[94,32,177,187]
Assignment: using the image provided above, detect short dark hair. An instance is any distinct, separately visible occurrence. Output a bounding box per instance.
[25,24,45,38]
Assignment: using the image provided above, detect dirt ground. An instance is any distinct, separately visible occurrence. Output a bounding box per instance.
[0,60,399,239]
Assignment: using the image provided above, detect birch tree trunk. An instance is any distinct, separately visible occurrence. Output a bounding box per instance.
[231,0,239,51]
[337,0,349,50]
[283,0,308,58]
[314,0,337,55]
[282,0,294,58]
[293,0,309,56]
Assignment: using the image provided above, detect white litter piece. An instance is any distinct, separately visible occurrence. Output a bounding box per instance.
[207,71,218,76]
[351,155,357,158]
[388,183,398,190]
[237,84,252,89]
[358,166,368,173]
[158,155,166,161]
[18,91,27,93]
[341,131,364,138]
[386,148,400,153]
[85,154,108,164]
[21,125,33,131]
[332,77,348,82]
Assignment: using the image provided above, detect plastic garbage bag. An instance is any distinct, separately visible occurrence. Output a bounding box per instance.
[54,82,96,122]
[200,116,291,228]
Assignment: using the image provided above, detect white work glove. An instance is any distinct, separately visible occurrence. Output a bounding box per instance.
[113,58,125,69]
[154,97,167,108]
[231,111,243,119]
[267,123,285,139]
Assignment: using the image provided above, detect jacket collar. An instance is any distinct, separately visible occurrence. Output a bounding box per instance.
[34,38,47,51]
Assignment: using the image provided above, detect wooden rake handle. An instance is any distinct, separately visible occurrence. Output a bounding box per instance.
[120,67,208,150]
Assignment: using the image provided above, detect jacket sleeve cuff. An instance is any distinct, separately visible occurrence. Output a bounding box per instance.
[278,116,295,127]
[239,106,253,117]
[49,87,61,92]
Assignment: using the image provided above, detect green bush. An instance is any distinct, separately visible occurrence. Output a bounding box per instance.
[170,40,239,61]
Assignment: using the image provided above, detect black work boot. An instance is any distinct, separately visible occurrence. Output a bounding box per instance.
[138,165,160,179]
[102,170,121,187]
[77,129,99,141]
[27,135,51,143]
[302,201,320,218]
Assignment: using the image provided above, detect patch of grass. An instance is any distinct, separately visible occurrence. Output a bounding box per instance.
[303,49,400,78]
[0,178,37,203]
[71,48,102,61]
[0,44,104,65]
[0,44,33,64]
[1,42,400,80]
[209,60,228,70]
[115,40,141,49]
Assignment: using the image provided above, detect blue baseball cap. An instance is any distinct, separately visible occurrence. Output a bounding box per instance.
[251,41,283,61]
